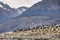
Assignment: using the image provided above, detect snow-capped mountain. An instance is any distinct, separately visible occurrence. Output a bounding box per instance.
[0,2,28,23]
[0,0,60,33]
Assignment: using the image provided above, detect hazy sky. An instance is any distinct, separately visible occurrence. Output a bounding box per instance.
[0,0,41,8]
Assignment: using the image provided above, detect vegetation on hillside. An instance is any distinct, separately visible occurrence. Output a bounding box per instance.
[0,24,60,40]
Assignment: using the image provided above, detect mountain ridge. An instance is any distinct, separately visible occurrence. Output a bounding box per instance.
[0,2,28,23]
[0,0,60,33]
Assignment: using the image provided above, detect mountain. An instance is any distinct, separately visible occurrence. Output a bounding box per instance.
[0,0,60,33]
[0,2,28,23]
[20,0,60,18]
[19,0,60,24]
[17,6,28,15]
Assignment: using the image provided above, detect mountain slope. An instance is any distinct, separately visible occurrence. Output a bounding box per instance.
[0,0,60,33]
[20,0,60,18]
[0,2,28,23]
